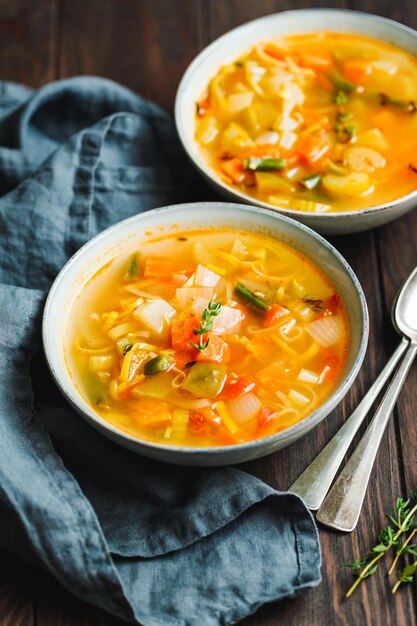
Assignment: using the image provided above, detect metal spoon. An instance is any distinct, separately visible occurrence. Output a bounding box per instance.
[316,266,417,532]
[289,338,408,510]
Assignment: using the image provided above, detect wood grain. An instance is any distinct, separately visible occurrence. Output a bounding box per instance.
[0,0,59,85]
[0,0,417,625]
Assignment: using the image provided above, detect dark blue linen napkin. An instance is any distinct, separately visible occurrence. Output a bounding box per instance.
[0,77,321,625]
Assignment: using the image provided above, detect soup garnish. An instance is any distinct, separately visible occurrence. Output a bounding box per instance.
[67,229,348,447]
[195,33,417,212]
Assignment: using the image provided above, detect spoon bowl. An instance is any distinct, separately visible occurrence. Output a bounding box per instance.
[393,267,417,343]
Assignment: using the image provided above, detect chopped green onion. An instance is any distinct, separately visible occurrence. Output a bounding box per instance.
[243,157,287,172]
[124,252,141,281]
[144,354,175,376]
[299,174,322,190]
[234,282,271,313]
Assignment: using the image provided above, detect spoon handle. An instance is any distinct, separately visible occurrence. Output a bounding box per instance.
[316,341,417,532]
[289,338,409,510]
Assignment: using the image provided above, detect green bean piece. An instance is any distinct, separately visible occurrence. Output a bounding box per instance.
[328,70,357,93]
[182,362,227,398]
[233,282,271,313]
[243,157,287,172]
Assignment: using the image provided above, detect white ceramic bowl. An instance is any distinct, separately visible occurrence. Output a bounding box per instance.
[43,202,368,466]
[175,9,417,235]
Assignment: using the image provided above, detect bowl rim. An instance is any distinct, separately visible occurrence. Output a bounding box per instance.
[174,7,417,221]
[42,201,369,456]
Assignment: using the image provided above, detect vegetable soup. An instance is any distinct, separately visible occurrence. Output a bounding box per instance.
[66,229,348,447]
[195,33,417,212]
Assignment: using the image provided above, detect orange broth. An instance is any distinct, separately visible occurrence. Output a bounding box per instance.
[195,33,417,212]
[66,229,348,447]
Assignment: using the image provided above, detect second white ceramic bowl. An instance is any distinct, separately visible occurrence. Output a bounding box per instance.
[175,9,417,235]
[43,202,368,466]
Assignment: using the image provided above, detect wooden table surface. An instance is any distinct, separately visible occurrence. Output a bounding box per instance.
[1,1,417,625]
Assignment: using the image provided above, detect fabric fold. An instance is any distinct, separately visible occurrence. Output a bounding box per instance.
[0,76,321,625]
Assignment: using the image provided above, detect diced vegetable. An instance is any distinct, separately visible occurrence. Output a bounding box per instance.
[175,287,214,310]
[221,158,246,184]
[305,316,343,347]
[133,299,176,335]
[321,172,372,198]
[171,409,189,437]
[243,157,287,172]
[194,264,221,287]
[143,257,172,279]
[221,122,254,153]
[197,334,230,364]
[120,348,147,382]
[342,59,373,85]
[344,146,386,173]
[224,392,261,425]
[182,362,227,398]
[215,401,239,433]
[255,172,295,193]
[297,135,329,165]
[234,282,271,313]
[171,315,201,353]
[124,253,141,281]
[299,51,334,71]
[220,374,256,399]
[144,354,175,376]
[264,304,290,328]
[132,372,173,397]
[212,306,245,335]
[196,116,220,145]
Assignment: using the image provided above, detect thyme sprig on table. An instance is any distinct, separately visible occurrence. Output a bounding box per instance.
[190,298,222,352]
[346,491,417,598]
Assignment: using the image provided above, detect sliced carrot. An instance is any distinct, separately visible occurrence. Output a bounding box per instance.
[262,43,287,61]
[316,73,334,91]
[343,59,372,86]
[171,315,201,353]
[197,334,230,364]
[297,134,330,165]
[221,158,246,184]
[143,256,172,278]
[263,304,290,328]
[220,374,256,399]
[238,145,282,159]
[299,52,334,72]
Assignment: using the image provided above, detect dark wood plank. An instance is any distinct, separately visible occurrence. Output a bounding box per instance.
[58,0,205,112]
[0,0,59,85]
[206,0,350,41]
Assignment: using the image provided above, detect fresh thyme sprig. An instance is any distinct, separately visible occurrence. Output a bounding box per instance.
[189,298,222,352]
[346,492,417,598]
